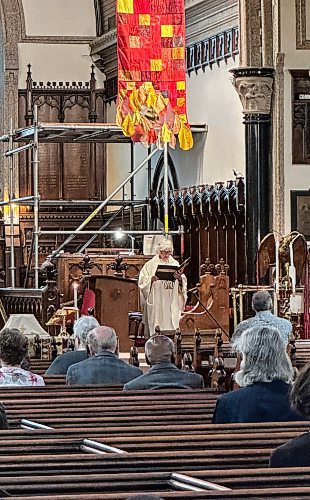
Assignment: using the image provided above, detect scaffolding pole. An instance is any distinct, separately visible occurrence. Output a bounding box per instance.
[0,196,35,207]
[4,142,34,157]
[32,106,40,289]
[50,146,160,258]
[163,142,169,236]
[41,230,181,235]
[9,120,15,288]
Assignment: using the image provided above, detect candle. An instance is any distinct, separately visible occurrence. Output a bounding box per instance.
[275,241,279,295]
[289,242,296,296]
[239,286,244,322]
[73,282,79,319]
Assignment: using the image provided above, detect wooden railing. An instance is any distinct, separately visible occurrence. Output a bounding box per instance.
[0,279,60,329]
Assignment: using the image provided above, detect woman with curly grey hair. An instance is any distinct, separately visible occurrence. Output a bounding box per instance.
[212,326,301,423]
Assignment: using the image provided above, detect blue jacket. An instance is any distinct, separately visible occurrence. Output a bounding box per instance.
[66,351,142,385]
[212,380,302,423]
[123,362,204,390]
[45,350,88,375]
[269,431,310,467]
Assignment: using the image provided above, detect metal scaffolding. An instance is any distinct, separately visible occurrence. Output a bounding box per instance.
[0,115,206,289]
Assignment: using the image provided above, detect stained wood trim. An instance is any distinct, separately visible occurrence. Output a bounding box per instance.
[296,0,310,49]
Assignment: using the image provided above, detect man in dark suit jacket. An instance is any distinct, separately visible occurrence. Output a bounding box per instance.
[124,335,204,390]
[213,380,301,423]
[213,326,300,423]
[269,362,310,467]
[45,316,99,375]
[66,326,142,385]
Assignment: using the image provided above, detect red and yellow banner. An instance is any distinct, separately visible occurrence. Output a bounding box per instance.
[116,0,193,150]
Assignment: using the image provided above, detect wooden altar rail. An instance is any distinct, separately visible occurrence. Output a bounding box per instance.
[151,179,246,287]
[0,280,60,330]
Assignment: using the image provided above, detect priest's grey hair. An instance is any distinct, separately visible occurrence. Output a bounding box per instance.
[234,326,294,387]
[145,335,175,364]
[73,315,100,345]
[155,237,173,254]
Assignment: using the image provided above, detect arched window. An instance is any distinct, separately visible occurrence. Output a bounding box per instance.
[152,152,179,194]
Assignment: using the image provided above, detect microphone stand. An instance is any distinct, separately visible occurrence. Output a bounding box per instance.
[188,290,229,338]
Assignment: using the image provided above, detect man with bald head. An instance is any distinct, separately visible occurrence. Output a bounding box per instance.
[124,335,204,390]
[66,326,142,385]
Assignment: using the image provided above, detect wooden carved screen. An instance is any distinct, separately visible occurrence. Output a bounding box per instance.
[151,179,246,288]
[291,70,310,164]
[18,65,105,201]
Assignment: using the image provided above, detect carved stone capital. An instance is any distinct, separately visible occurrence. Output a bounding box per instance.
[230,67,275,114]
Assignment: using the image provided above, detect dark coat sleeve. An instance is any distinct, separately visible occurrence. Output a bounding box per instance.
[269,445,295,468]
[0,404,9,429]
[212,396,228,423]
[45,356,65,375]
[66,366,74,385]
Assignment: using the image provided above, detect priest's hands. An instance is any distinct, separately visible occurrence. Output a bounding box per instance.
[151,276,159,282]
[174,271,183,283]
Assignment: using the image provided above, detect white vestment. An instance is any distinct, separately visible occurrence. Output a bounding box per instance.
[138,254,187,337]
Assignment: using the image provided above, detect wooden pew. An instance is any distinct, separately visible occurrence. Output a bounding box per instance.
[43,375,67,385]
[294,339,310,368]
[1,469,310,497]
[0,386,308,498]
[7,488,310,499]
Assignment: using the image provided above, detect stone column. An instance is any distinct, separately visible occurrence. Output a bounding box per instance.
[230,67,274,284]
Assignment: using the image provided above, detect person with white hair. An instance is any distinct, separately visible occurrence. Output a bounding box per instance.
[66,325,142,385]
[45,315,99,375]
[123,335,204,390]
[138,238,187,337]
[212,326,300,423]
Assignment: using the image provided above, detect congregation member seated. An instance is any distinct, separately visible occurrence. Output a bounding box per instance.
[0,328,44,387]
[66,326,142,385]
[231,290,292,344]
[45,315,99,375]
[269,362,310,467]
[124,335,204,390]
[212,326,300,423]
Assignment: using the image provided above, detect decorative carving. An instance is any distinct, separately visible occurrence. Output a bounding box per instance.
[39,257,58,285]
[187,27,239,76]
[231,74,274,114]
[215,259,229,276]
[201,258,214,275]
[110,288,122,301]
[80,254,94,276]
[107,255,130,277]
[238,0,262,67]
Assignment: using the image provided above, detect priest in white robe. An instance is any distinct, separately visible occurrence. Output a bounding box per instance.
[138,238,187,337]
